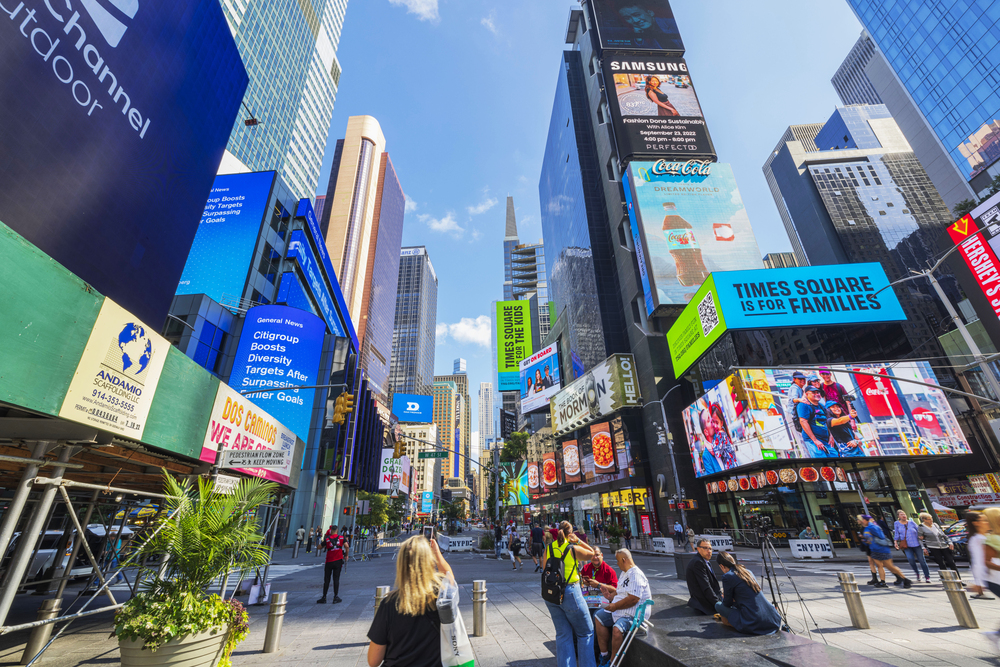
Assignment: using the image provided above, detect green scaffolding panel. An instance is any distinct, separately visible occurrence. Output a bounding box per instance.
[143,348,218,462]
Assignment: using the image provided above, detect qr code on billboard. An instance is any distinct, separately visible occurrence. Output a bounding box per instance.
[698,291,720,337]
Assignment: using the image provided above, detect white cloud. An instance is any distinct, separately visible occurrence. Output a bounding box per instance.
[388,0,439,22]
[405,194,418,212]
[436,316,492,348]
[419,212,464,236]
[467,195,498,216]
[481,11,498,35]
[470,229,483,242]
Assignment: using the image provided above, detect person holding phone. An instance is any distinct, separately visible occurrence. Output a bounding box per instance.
[541,521,598,667]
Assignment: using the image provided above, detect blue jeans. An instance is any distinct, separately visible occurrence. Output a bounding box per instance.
[902,545,930,579]
[802,434,832,458]
[544,582,596,667]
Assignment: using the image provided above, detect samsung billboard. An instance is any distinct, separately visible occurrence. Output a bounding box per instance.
[228,305,326,442]
[623,161,764,315]
[0,0,248,326]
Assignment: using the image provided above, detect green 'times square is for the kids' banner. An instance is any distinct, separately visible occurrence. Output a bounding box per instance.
[667,263,906,377]
[496,300,533,391]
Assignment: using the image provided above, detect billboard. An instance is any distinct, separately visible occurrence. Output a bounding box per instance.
[58,299,170,439]
[623,161,764,315]
[550,354,642,436]
[421,491,434,514]
[0,0,248,327]
[590,0,684,52]
[176,171,276,303]
[284,230,346,337]
[682,362,972,478]
[603,56,715,164]
[228,305,326,442]
[501,462,530,505]
[541,452,559,490]
[379,450,411,496]
[520,344,562,413]
[392,394,433,423]
[945,192,1000,347]
[666,264,908,376]
[200,383,298,486]
[562,439,582,483]
[496,301,533,391]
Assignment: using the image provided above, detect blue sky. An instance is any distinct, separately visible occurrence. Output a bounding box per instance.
[317,0,863,439]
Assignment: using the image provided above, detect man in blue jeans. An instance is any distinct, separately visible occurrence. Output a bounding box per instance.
[894,509,931,583]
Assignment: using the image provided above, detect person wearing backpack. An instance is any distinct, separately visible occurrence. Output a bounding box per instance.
[541,520,598,667]
[858,514,911,588]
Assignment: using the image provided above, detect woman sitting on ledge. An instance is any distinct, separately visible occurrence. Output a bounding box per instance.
[714,551,782,635]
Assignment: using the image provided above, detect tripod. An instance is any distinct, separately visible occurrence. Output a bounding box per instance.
[757,530,825,643]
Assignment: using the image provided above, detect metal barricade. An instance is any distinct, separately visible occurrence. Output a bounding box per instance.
[941,570,977,628]
[836,573,869,629]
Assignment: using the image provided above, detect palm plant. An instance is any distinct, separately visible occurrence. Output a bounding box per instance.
[114,472,276,663]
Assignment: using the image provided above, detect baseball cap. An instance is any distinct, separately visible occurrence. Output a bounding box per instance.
[806,375,821,384]
[792,371,806,380]
[805,385,822,393]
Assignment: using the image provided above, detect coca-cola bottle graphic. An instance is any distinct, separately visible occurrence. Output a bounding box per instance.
[662,202,709,286]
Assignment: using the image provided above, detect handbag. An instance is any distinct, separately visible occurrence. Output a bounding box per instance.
[541,542,574,605]
[438,578,474,667]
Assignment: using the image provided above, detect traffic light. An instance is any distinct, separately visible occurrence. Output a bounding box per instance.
[331,394,346,424]
[342,393,355,416]
[394,439,404,459]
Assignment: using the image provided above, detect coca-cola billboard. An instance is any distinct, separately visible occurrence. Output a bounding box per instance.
[623,161,764,315]
[852,370,905,417]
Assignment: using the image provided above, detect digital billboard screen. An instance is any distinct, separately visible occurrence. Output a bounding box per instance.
[623,161,764,315]
[520,344,561,413]
[682,363,972,478]
[603,56,715,164]
[666,264,907,376]
[0,0,247,327]
[590,0,684,53]
[392,394,433,423]
[176,171,276,303]
[550,354,642,437]
[496,301,533,391]
[228,305,326,442]
[945,191,1000,348]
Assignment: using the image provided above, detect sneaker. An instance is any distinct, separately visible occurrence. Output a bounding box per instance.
[903,578,912,589]
[875,581,888,588]
[333,596,342,604]
[316,597,327,604]
[598,654,610,667]
[535,565,541,573]
[924,577,931,584]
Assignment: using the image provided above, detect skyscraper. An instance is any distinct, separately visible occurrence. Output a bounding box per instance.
[478,382,495,455]
[388,247,438,397]
[219,0,347,200]
[435,371,471,482]
[454,358,467,374]
[322,116,404,405]
[844,3,987,205]
[503,197,518,301]
[501,197,552,341]
[764,105,960,374]
[432,380,458,483]
[831,33,883,106]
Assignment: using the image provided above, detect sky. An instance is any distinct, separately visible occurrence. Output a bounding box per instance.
[316,0,864,439]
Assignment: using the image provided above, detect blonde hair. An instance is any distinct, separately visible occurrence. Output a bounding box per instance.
[918,512,933,523]
[393,536,443,616]
[558,520,573,543]
[984,507,1000,536]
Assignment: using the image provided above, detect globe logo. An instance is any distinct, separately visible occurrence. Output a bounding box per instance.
[117,323,153,375]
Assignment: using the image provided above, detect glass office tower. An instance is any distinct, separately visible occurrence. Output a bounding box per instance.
[847,1,1000,196]
[388,247,438,397]
[221,0,348,199]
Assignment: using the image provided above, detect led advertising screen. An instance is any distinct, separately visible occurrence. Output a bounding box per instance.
[666,264,907,376]
[550,354,642,437]
[176,171,277,303]
[602,56,715,164]
[562,439,582,483]
[682,363,972,478]
[501,462,530,505]
[590,0,684,53]
[0,0,247,327]
[391,394,433,423]
[228,305,326,442]
[285,230,346,337]
[519,344,562,413]
[623,161,764,315]
[421,491,433,514]
[945,191,1000,348]
[496,301,533,391]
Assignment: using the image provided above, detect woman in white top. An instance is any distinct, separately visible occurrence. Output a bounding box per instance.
[968,511,994,599]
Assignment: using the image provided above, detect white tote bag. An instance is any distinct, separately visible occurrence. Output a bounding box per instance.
[438,578,475,667]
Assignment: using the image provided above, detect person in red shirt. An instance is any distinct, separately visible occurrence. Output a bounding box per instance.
[317,525,349,604]
[582,547,619,590]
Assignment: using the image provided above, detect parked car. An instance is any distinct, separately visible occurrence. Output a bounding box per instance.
[1,524,135,582]
[942,520,968,561]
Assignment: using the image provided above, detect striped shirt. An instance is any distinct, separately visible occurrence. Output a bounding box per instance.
[611,565,651,622]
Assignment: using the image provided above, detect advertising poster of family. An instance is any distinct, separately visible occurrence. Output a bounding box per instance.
[683,362,972,478]
[519,344,562,413]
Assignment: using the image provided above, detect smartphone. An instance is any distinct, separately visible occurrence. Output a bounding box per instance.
[423,525,434,540]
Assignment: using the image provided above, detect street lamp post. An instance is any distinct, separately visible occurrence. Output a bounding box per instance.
[645,384,687,532]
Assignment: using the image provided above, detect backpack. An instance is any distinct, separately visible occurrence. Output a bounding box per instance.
[541,542,574,605]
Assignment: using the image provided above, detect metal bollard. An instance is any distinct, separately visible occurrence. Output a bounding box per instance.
[374,586,390,614]
[293,540,300,559]
[262,592,287,653]
[836,573,869,629]
[20,598,62,665]
[472,580,487,637]
[941,570,978,628]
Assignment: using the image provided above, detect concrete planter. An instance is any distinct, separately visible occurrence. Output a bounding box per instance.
[119,628,228,667]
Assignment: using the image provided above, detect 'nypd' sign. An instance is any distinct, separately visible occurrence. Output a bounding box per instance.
[789,539,833,559]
